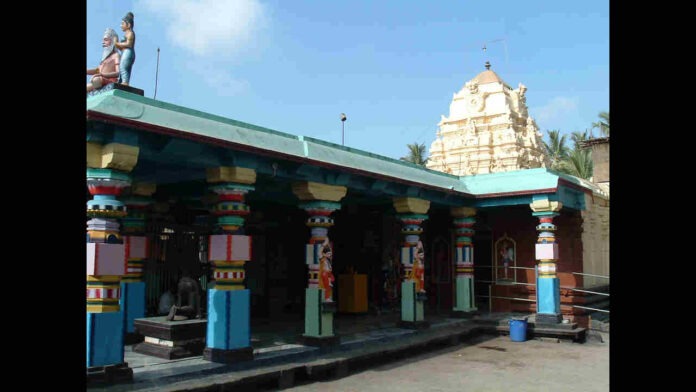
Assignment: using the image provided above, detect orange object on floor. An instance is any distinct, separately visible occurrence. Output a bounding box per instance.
[338,274,368,313]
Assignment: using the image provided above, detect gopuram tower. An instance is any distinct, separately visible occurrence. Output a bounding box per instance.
[427,62,548,175]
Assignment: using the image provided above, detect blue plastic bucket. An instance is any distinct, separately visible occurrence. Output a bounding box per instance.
[509,317,528,342]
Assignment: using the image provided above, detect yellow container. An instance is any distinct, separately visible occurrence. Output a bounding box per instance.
[338,274,368,313]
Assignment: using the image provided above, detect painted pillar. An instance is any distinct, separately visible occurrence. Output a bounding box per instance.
[119,183,156,343]
[530,197,564,324]
[86,142,139,379]
[451,207,477,315]
[393,197,430,328]
[203,167,256,363]
[292,182,347,346]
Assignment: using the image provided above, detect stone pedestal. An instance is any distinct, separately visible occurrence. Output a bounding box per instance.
[302,288,339,346]
[400,281,428,328]
[133,317,207,359]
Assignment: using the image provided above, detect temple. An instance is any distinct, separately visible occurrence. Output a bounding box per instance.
[427,61,547,175]
[85,64,609,383]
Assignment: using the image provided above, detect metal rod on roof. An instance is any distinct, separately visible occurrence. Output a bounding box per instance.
[341,113,347,146]
[154,47,161,100]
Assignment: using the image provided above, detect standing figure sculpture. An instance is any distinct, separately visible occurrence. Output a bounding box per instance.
[115,12,136,86]
[412,241,426,294]
[86,28,121,93]
[318,238,335,302]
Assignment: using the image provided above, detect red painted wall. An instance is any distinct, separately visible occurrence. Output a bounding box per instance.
[487,206,591,327]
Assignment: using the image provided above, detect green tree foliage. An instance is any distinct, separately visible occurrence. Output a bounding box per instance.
[400,142,429,166]
[541,130,569,171]
[563,148,593,179]
[544,128,593,180]
[591,111,609,136]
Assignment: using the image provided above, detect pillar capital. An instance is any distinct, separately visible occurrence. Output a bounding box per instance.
[292,181,347,202]
[530,198,562,214]
[392,197,430,214]
[451,206,476,218]
[86,142,140,172]
[206,166,257,184]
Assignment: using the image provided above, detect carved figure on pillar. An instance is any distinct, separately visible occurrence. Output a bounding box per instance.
[412,241,426,293]
[318,238,335,302]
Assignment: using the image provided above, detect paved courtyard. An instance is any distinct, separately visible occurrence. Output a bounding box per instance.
[287,333,609,392]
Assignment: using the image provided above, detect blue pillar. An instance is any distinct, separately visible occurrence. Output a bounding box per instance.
[86,168,133,380]
[206,289,250,350]
[87,312,125,367]
[531,197,563,324]
[120,281,146,334]
[203,169,256,363]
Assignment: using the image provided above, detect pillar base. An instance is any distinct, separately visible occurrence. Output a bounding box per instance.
[300,334,340,348]
[450,310,478,318]
[322,301,337,313]
[124,332,144,345]
[397,320,430,330]
[203,346,254,363]
[86,362,133,386]
[535,313,563,325]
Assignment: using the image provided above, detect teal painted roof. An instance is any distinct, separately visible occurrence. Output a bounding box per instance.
[459,168,558,195]
[87,90,606,200]
[458,167,606,197]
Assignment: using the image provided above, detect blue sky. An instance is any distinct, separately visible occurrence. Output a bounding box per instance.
[87,1,609,161]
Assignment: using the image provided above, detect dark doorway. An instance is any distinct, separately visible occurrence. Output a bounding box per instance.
[473,220,493,313]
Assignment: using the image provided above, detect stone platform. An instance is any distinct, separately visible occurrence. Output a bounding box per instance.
[495,318,587,342]
[132,316,207,359]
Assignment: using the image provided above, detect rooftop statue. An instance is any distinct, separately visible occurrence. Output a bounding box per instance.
[115,12,136,86]
[86,28,120,93]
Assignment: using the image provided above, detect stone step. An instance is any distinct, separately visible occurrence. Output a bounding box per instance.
[495,321,587,343]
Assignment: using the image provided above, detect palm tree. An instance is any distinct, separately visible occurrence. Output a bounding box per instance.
[561,148,593,180]
[542,130,569,171]
[591,111,610,137]
[400,142,429,166]
[553,129,593,180]
[570,129,590,149]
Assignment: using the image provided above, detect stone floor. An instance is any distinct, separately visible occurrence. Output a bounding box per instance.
[88,311,574,391]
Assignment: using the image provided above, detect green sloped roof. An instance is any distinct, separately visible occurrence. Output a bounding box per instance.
[87,90,605,200]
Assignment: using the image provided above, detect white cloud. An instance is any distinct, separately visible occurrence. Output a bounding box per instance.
[138,0,266,57]
[533,96,578,124]
[194,65,250,96]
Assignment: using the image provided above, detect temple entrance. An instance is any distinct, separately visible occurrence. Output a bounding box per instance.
[143,220,211,317]
[245,204,307,323]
